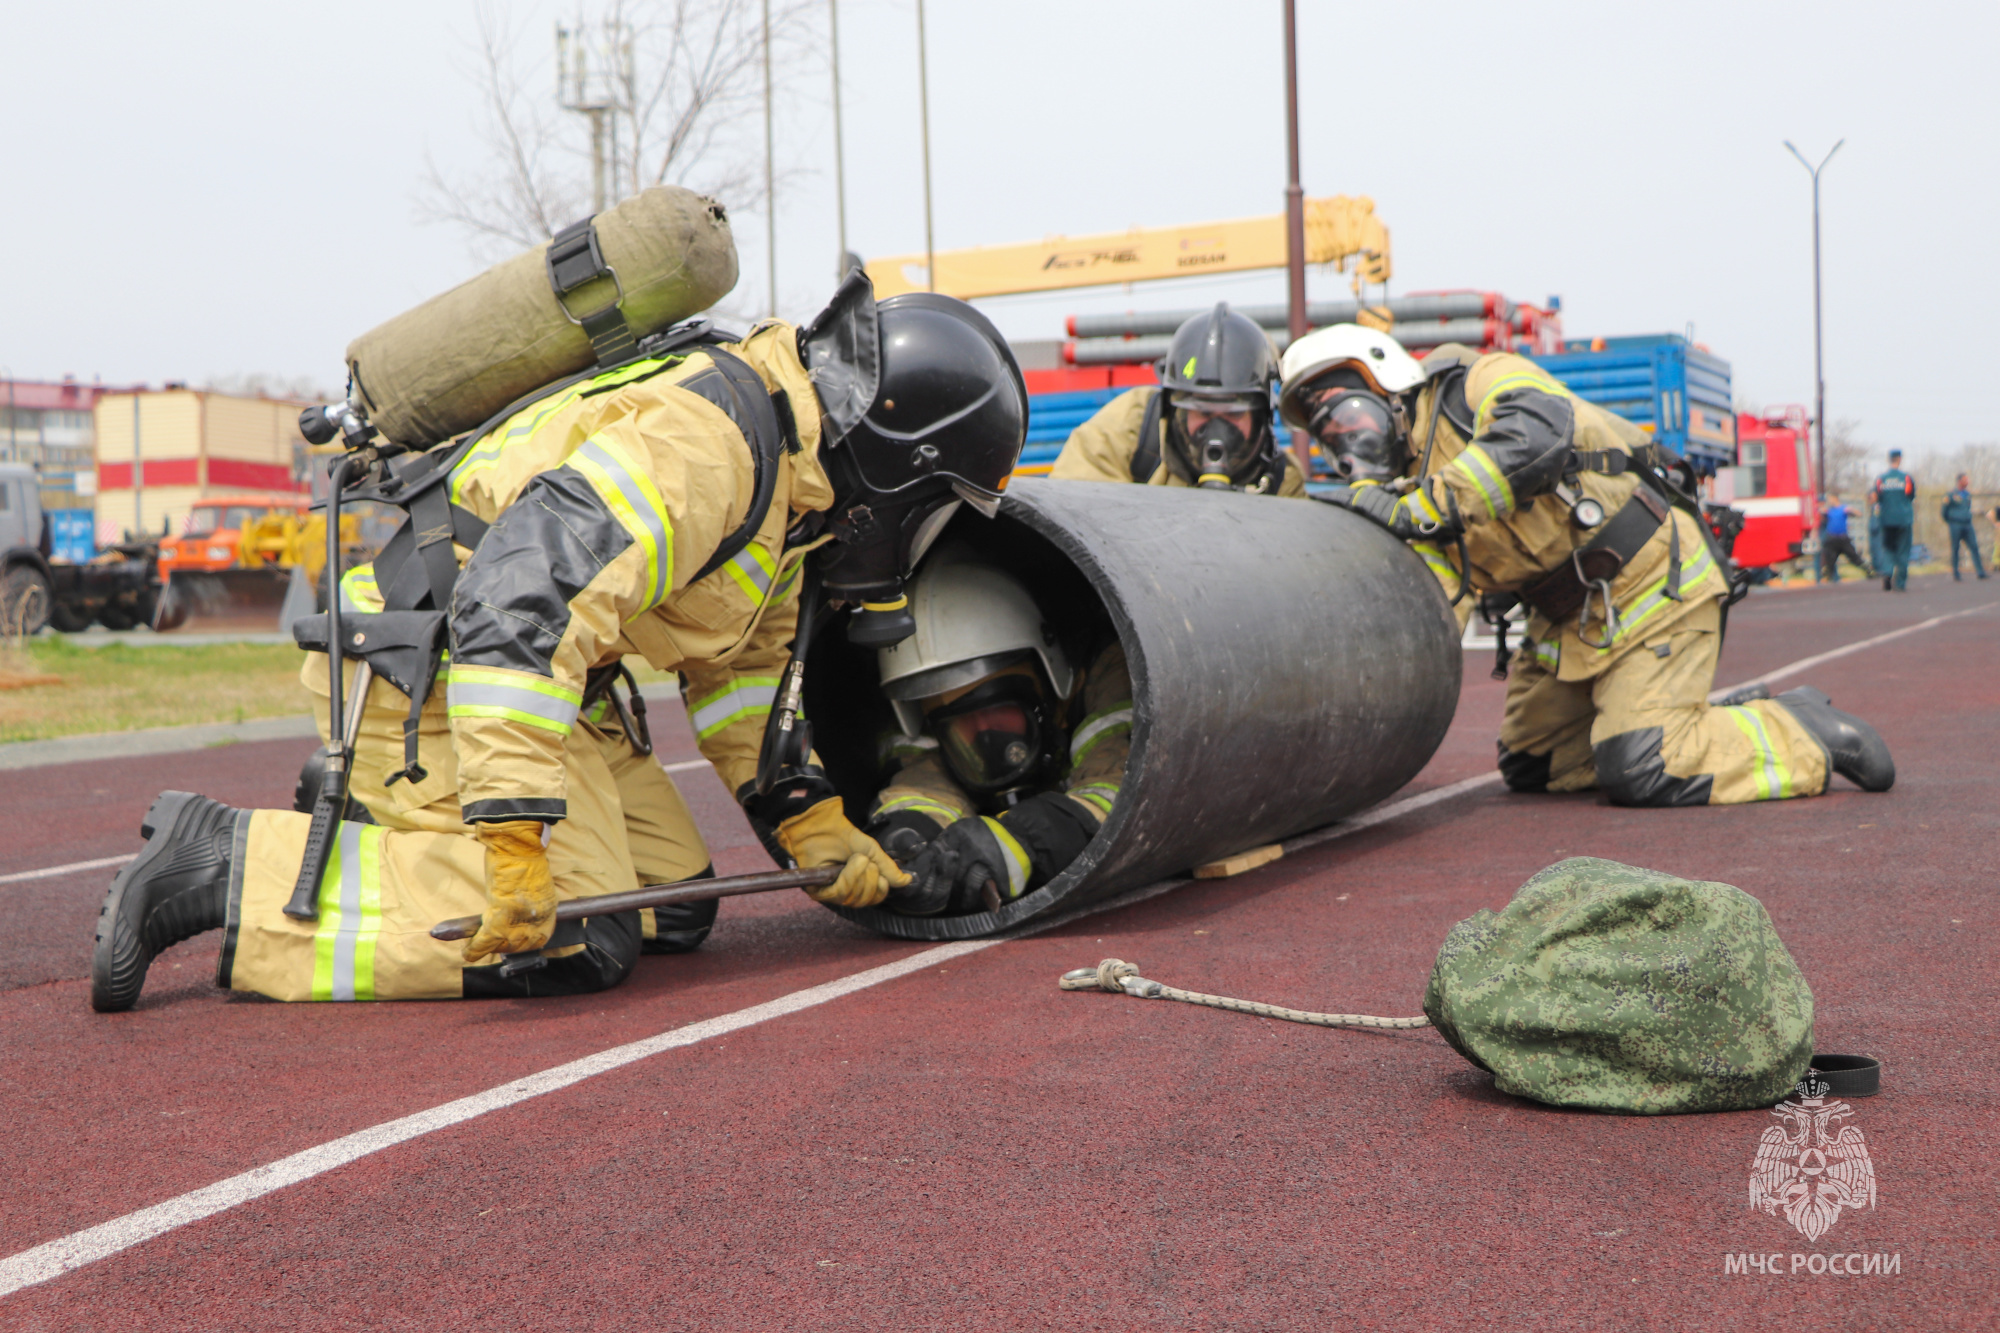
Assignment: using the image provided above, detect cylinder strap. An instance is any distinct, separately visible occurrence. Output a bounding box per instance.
[1058,958,1431,1031]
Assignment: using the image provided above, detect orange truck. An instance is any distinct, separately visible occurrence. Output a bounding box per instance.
[156,495,360,630]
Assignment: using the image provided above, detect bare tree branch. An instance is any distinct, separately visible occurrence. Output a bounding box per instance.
[420,0,813,258]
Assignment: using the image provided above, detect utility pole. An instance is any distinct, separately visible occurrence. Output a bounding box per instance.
[829,0,851,275]
[131,392,144,538]
[1281,0,1310,477]
[558,22,627,214]
[764,0,778,314]
[916,0,936,291]
[1784,139,1842,517]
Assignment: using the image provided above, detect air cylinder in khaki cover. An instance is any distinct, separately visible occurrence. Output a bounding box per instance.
[346,187,739,447]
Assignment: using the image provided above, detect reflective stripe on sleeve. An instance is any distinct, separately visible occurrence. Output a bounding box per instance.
[1409,541,1460,587]
[566,438,675,608]
[311,823,385,1002]
[446,666,583,735]
[1450,443,1514,520]
[688,676,780,740]
[1723,704,1792,800]
[1068,781,1119,819]
[1069,706,1134,764]
[875,793,962,825]
[337,565,383,615]
[718,543,779,603]
[1530,637,1559,672]
[982,817,1032,901]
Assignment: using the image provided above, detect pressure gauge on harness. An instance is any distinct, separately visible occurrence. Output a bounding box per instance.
[1570,496,1607,529]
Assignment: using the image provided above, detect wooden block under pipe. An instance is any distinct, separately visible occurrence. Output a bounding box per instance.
[1192,843,1283,879]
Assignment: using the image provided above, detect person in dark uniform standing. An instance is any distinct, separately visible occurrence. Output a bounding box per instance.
[1942,472,1988,581]
[1870,449,1916,591]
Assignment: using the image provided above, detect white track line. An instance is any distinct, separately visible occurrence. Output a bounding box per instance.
[0,601,1987,1298]
[1711,601,1995,698]
[0,855,135,888]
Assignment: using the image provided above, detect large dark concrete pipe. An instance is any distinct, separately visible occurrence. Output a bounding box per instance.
[802,479,1463,942]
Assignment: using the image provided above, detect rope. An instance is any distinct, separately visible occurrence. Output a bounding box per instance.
[1058,958,1432,1031]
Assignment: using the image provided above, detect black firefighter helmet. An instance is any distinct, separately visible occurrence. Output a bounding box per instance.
[1158,303,1281,490]
[802,273,1028,645]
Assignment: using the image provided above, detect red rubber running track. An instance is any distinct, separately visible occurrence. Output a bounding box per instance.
[0,575,1993,1329]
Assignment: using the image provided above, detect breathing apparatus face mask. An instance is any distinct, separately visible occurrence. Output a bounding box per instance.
[1306,381,1408,482]
[925,669,1053,797]
[1167,394,1272,489]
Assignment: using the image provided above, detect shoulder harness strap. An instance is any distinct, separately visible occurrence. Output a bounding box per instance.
[1129,388,1165,483]
[678,346,797,584]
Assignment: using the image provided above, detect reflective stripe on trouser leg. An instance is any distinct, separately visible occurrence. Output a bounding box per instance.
[311,823,386,1001]
[228,810,488,1002]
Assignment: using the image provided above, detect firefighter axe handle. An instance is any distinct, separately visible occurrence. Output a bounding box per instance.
[428,866,843,941]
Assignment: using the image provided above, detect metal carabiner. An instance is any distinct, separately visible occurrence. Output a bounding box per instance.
[1572,548,1619,650]
[1577,582,1619,650]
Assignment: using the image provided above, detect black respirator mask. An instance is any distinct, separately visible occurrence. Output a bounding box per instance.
[1166,394,1275,490]
[812,455,968,648]
[926,671,1055,798]
[1306,375,1409,482]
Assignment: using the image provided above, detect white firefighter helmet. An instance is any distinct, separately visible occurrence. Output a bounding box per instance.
[1277,323,1426,427]
[876,545,1073,737]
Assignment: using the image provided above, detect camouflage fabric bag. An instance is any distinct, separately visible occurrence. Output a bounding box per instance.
[1423,858,1815,1115]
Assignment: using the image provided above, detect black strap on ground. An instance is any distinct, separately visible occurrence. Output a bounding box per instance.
[1802,1053,1881,1099]
[547,218,636,368]
[1129,388,1164,482]
[1519,485,1669,623]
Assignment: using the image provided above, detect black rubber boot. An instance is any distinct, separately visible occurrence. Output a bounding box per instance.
[1775,687,1896,793]
[1712,681,1772,707]
[91,792,240,1013]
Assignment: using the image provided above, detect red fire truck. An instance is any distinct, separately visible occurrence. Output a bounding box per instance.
[1717,407,1818,571]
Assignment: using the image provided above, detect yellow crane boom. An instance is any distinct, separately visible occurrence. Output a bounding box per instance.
[864,195,1391,301]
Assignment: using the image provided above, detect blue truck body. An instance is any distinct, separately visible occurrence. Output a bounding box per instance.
[1020,332,1737,478]
[1020,387,1126,472]
[1530,334,1736,473]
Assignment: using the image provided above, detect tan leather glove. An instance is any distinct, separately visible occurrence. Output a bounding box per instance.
[463,821,558,964]
[776,797,911,909]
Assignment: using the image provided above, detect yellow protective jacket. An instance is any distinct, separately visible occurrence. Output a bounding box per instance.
[1050,387,1306,497]
[869,640,1132,832]
[393,322,835,824]
[1406,349,1725,681]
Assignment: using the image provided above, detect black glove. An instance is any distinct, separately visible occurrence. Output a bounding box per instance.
[1323,482,1459,541]
[890,793,1099,917]
[864,809,943,868]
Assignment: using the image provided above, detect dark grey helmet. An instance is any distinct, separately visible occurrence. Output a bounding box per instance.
[1157,303,1281,489]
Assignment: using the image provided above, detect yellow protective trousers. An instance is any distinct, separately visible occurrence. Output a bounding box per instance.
[221,661,711,1001]
[1497,605,1829,806]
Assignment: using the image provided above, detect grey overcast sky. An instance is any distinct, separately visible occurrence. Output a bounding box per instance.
[4,1,1995,455]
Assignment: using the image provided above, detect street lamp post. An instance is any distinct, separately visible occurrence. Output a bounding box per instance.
[1784,138,1842,533]
[915,0,936,292]
[1281,0,1310,478]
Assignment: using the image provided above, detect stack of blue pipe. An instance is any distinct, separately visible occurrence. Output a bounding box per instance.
[1019,388,1125,469]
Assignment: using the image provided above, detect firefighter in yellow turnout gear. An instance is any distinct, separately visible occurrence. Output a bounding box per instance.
[860,546,1130,915]
[1321,343,1894,806]
[1052,304,1305,496]
[90,278,1031,1011]
[1277,324,1472,629]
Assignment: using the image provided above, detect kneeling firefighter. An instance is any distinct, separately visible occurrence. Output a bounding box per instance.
[1321,343,1894,806]
[1050,304,1304,496]
[90,267,1028,1011]
[861,546,1131,915]
[1277,324,1472,629]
